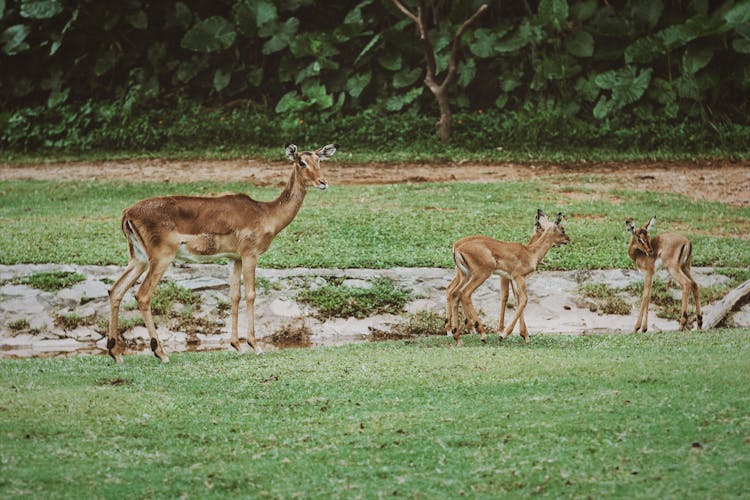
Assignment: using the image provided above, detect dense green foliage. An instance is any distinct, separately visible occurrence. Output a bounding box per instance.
[2,0,749,153]
[1,331,748,497]
[1,178,748,269]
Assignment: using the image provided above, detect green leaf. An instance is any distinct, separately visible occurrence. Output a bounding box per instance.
[457,59,476,88]
[261,18,299,54]
[593,95,613,119]
[724,1,750,27]
[126,10,148,30]
[248,67,263,86]
[47,86,69,108]
[20,0,62,19]
[393,67,421,88]
[301,82,333,110]
[469,28,496,58]
[682,46,713,74]
[94,46,120,76]
[346,72,372,98]
[495,21,533,53]
[295,61,321,85]
[384,87,423,111]
[344,0,373,25]
[0,0,6,19]
[538,0,569,31]
[733,37,750,54]
[213,68,231,92]
[354,33,381,65]
[494,93,508,109]
[571,0,597,22]
[378,51,402,71]
[1,25,31,55]
[181,16,237,53]
[173,2,193,29]
[275,90,307,113]
[629,0,663,29]
[565,30,594,57]
[255,0,278,27]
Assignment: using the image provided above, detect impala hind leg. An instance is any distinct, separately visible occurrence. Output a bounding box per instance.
[509,280,529,343]
[686,266,702,329]
[242,256,264,354]
[458,269,491,341]
[498,277,510,334]
[135,256,173,363]
[229,260,242,352]
[108,259,148,363]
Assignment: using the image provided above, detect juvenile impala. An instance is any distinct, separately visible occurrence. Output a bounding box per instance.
[445,216,544,342]
[107,143,337,363]
[625,217,702,333]
[446,209,570,346]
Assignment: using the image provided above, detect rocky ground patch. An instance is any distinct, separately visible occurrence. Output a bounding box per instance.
[2,263,746,359]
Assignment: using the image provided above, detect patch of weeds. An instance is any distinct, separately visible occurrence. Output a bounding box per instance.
[256,277,281,292]
[214,298,230,313]
[715,268,750,283]
[100,277,114,285]
[97,316,145,335]
[151,281,200,316]
[579,283,631,315]
[8,319,30,332]
[12,271,85,292]
[370,311,445,341]
[54,312,85,331]
[267,321,312,348]
[296,278,412,319]
[170,307,221,335]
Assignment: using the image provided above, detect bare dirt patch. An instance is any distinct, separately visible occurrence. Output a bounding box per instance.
[1,158,748,206]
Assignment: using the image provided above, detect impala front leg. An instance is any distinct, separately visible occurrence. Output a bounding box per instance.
[635,273,653,333]
[501,278,527,341]
[229,260,242,351]
[242,256,263,354]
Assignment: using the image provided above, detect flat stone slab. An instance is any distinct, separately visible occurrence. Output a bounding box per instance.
[0,264,744,359]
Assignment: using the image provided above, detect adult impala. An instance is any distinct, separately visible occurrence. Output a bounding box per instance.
[446,209,570,346]
[107,143,338,363]
[625,217,702,333]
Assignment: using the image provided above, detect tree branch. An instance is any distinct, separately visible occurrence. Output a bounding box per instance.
[391,0,419,27]
[442,4,488,90]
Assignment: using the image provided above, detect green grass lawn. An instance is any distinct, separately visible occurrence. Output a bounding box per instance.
[1,179,748,268]
[0,331,747,498]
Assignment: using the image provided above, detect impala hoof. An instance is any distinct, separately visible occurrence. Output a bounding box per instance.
[230,341,241,352]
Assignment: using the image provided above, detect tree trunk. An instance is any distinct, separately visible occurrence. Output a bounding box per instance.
[435,88,452,142]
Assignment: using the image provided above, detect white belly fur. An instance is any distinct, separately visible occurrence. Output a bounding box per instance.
[175,243,239,263]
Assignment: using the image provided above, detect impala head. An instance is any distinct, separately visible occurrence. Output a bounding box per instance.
[626,216,655,256]
[536,209,570,247]
[285,143,338,190]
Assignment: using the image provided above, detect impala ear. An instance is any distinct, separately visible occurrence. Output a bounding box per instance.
[555,212,564,225]
[317,143,338,160]
[285,144,298,161]
[645,216,656,232]
[625,219,636,234]
[536,209,550,229]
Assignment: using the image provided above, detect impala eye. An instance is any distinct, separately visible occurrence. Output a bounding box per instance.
[299,159,308,168]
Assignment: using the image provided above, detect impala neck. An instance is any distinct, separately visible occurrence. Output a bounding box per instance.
[267,165,308,235]
[526,229,558,268]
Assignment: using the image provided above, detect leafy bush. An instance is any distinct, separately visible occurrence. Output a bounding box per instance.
[1,0,749,149]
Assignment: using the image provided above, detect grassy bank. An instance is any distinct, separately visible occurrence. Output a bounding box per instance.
[0,179,748,269]
[0,331,748,497]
